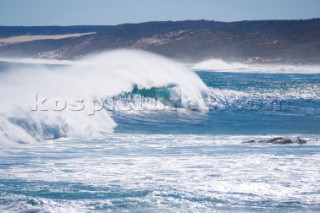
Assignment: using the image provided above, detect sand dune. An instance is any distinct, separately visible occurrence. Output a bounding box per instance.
[0,32,95,44]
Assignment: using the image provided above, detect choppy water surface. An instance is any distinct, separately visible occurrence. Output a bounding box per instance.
[0,54,320,212]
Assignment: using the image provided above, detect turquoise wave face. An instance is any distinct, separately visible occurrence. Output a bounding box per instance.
[111,85,182,109]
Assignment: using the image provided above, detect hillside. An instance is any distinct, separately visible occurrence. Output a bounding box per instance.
[0,19,320,63]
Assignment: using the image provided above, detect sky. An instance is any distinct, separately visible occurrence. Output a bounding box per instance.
[1,0,320,26]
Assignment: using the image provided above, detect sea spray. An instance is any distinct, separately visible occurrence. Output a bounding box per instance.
[0,50,208,145]
[192,58,320,74]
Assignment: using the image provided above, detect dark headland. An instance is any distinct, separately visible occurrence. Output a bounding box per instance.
[0,19,320,64]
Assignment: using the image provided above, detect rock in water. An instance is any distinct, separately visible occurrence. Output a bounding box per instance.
[243,137,307,144]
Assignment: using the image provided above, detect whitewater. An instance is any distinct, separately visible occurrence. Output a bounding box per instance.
[0,50,320,212]
[0,50,208,145]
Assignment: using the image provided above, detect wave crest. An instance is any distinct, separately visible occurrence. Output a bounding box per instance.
[0,50,208,145]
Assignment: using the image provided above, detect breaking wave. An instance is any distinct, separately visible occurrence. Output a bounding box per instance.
[0,50,208,145]
[192,59,320,74]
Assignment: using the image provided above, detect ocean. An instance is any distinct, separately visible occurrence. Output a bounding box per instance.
[0,50,320,212]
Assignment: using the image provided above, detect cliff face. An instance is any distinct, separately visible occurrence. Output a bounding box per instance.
[1,19,320,64]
